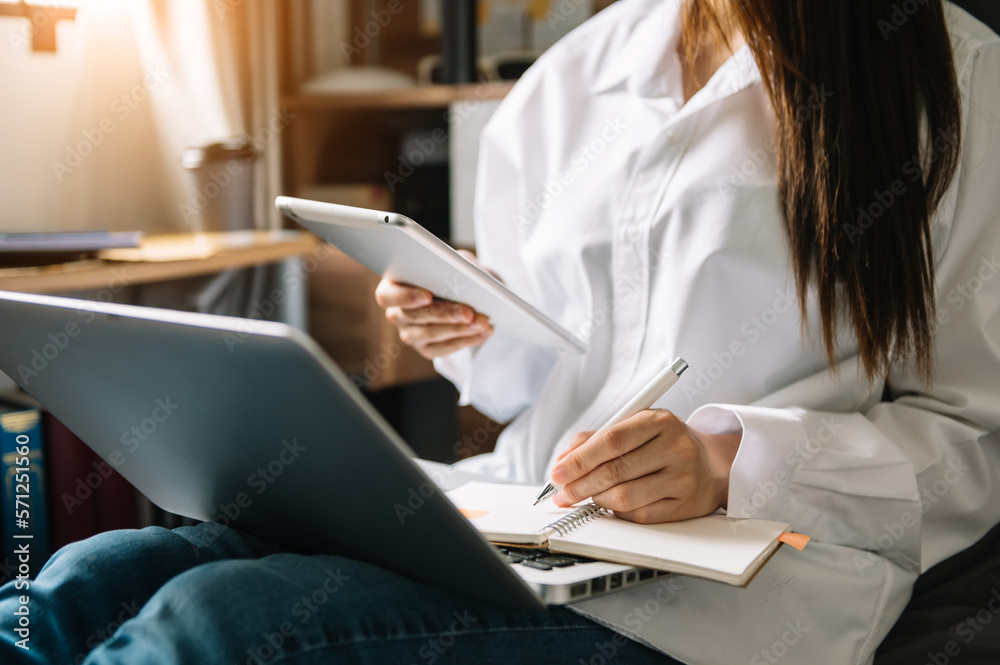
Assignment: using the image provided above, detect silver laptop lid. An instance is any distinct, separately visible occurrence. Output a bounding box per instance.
[0,290,543,610]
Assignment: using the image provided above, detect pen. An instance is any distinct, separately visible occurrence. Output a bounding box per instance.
[533,357,689,506]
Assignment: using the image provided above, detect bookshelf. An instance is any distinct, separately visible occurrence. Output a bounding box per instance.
[282,81,515,112]
[274,0,518,460]
[276,2,514,392]
[273,0,623,452]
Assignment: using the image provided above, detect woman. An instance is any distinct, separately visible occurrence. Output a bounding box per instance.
[380,2,1000,662]
[3,1,998,663]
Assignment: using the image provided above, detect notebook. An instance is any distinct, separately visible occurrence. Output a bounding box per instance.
[447,482,793,587]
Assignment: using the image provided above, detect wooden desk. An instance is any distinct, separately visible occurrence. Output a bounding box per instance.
[0,231,317,294]
[0,230,435,390]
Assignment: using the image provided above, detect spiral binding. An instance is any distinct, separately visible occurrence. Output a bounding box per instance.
[545,502,607,536]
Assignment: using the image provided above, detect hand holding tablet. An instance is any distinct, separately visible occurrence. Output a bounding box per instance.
[276,197,587,355]
[374,277,494,360]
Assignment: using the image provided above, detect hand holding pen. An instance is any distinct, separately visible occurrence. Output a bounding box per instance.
[534,358,744,524]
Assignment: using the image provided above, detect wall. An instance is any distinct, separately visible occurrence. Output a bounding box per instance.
[0,17,79,230]
[0,5,174,233]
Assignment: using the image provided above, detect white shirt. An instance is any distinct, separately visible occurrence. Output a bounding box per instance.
[434,1,1000,663]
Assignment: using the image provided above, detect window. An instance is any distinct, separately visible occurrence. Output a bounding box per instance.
[0,1,77,52]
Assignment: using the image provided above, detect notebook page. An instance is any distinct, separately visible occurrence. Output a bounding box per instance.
[445,481,574,545]
[550,513,790,585]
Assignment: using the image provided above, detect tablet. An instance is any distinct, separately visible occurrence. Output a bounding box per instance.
[275,196,586,354]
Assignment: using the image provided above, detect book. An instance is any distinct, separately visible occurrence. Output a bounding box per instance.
[0,404,49,579]
[0,231,143,252]
[418,0,595,53]
[93,463,137,534]
[46,413,139,549]
[44,414,99,551]
[0,231,143,268]
[1,389,139,553]
[447,481,793,587]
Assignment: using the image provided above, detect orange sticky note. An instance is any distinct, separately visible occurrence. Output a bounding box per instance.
[459,509,490,519]
[777,532,811,551]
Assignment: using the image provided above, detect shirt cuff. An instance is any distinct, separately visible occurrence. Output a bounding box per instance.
[432,332,551,423]
[688,403,808,522]
[432,347,476,405]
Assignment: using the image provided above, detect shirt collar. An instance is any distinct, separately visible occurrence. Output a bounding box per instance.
[590,0,762,111]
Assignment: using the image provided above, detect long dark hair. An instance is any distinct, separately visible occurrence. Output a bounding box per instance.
[683,0,962,382]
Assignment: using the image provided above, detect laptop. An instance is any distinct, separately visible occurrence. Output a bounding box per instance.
[0,291,659,607]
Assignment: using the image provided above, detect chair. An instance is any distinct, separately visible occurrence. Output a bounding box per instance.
[875,519,1000,663]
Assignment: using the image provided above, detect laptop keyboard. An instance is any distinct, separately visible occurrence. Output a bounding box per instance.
[498,545,666,600]
[497,546,594,570]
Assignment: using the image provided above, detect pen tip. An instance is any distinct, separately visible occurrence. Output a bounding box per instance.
[534,484,554,506]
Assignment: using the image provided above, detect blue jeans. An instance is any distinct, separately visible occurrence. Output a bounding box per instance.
[0,523,680,664]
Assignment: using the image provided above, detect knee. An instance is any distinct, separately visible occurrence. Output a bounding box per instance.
[36,523,237,589]
[96,558,324,662]
[40,528,173,580]
[141,554,358,625]
[145,558,268,614]
[136,558,287,642]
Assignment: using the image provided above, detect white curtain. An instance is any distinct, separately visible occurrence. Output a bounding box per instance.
[129,0,252,232]
[48,0,257,232]
[43,0,172,232]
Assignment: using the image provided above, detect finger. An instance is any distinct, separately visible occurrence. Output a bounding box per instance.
[556,430,596,462]
[386,302,477,326]
[553,446,670,507]
[588,469,678,513]
[551,412,669,486]
[613,497,711,524]
[417,330,493,359]
[375,280,433,309]
[399,321,491,348]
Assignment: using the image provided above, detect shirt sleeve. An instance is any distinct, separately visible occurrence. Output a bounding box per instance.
[432,100,560,424]
[689,37,1000,575]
